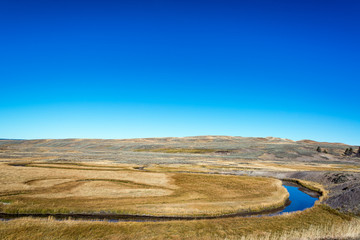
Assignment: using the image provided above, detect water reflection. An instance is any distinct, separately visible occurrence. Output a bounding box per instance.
[279,185,318,214]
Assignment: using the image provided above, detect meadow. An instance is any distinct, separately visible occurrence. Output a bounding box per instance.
[0,162,289,216]
[0,136,359,239]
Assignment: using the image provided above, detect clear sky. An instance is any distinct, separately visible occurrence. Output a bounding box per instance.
[0,0,359,145]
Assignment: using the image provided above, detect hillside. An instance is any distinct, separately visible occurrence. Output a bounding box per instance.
[0,136,358,166]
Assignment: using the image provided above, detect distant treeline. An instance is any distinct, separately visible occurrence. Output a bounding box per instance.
[316,146,360,157]
[343,147,360,157]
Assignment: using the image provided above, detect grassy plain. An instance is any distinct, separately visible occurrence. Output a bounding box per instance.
[0,162,288,216]
[1,136,360,239]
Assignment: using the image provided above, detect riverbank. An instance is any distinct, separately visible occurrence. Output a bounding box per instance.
[1,205,359,240]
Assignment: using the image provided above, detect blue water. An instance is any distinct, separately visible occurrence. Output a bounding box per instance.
[279,185,318,214]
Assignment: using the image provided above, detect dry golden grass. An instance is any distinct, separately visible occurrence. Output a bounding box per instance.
[245,219,360,240]
[0,205,359,240]
[0,162,288,216]
[0,163,174,192]
[28,181,173,199]
[134,148,220,154]
[145,160,360,175]
[261,162,360,172]
[1,138,359,239]
[24,162,143,171]
[0,158,359,240]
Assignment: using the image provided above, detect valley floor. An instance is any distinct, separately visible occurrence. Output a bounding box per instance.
[0,136,359,239]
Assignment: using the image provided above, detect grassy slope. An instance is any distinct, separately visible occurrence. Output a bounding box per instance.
[0,136,357,166]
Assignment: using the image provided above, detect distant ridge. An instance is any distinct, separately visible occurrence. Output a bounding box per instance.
[296,139,348,146]
[0,136,356,146]
[0,138,24,140]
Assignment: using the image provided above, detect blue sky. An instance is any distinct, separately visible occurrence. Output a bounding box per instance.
[0,0,359,144]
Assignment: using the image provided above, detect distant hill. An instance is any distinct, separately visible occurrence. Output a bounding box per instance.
[0,136,358,165]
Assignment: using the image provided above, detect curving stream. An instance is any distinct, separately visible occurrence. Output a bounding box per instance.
[0,181,320,222]
[279,184,319,214]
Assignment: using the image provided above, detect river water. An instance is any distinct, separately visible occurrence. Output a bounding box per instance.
[279,184,319,214]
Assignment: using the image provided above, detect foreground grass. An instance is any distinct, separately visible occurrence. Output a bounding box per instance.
[1,205,359,240]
